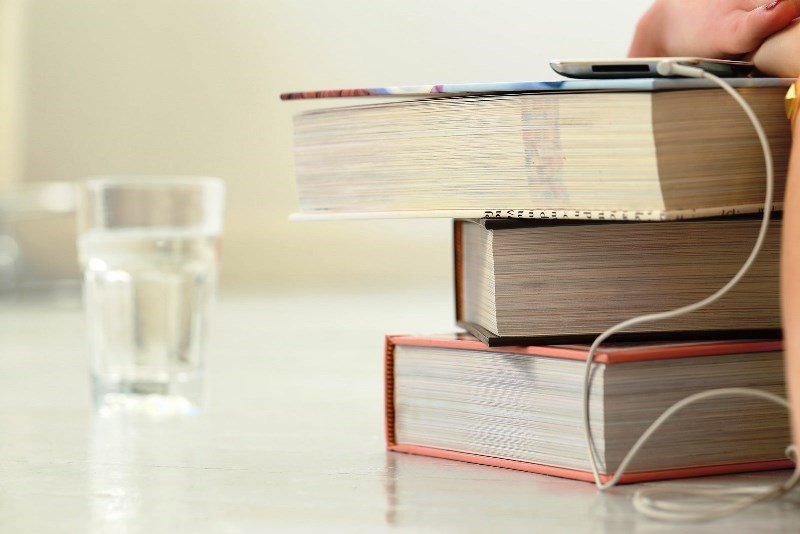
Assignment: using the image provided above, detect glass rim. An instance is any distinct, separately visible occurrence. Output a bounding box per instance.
[81,175,224,191]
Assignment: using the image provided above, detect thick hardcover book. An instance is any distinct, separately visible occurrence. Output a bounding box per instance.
[453,218,781,346]
[385,334,793,484]
[286,79,790,221]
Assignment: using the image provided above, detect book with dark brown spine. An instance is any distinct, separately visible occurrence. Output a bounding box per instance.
[453,218,781,346]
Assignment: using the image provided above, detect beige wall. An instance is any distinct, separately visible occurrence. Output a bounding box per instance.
[16,0,649,290]
[0,0,24,187]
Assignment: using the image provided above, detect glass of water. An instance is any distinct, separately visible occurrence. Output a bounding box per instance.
[77,176,225,415]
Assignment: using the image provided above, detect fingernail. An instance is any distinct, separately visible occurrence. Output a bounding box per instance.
[764,0,782,10]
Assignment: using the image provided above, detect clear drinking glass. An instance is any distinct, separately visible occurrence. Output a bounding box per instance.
[77,177,225,415]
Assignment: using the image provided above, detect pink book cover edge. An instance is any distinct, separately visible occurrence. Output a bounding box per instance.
[388,444,793,484]
[388,333,783,365]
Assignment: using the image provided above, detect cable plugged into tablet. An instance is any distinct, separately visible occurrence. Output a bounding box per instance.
[655,59,705,78]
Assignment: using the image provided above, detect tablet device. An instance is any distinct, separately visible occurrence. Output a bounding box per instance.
[550,58,755,79]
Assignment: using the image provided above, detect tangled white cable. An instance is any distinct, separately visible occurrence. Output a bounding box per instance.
[581,60,800,521]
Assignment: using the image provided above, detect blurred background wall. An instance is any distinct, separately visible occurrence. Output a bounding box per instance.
[3,0,650,292]
[0,0,23,187]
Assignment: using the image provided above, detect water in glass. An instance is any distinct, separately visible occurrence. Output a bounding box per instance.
[80,228,218,415]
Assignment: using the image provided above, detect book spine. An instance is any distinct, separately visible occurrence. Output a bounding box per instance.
[453,221,463,325]
[384,335,397,447]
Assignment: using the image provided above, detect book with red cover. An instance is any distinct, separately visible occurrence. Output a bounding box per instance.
[385,334,793,484]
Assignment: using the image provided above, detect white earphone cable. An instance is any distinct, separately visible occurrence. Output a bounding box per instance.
[581,62,800,521]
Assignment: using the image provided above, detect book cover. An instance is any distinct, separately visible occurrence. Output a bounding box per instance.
[281,77,792,100]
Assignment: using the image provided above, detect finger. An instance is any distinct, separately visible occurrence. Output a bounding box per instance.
[760,0,800,18]
[743,0,774,8]
[738,0,800,48]
[723,0,800,54]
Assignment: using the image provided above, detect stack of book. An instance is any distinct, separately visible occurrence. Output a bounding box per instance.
[284,78,794,483]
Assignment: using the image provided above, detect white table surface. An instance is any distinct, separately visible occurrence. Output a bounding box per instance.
[1,289,799,533]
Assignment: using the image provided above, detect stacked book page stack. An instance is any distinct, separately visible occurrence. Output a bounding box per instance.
[283,77,793,483]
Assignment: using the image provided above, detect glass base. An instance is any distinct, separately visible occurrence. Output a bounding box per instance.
[92,374,202,416]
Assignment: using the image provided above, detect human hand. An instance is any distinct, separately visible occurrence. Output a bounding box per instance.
[629,0,800,59]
